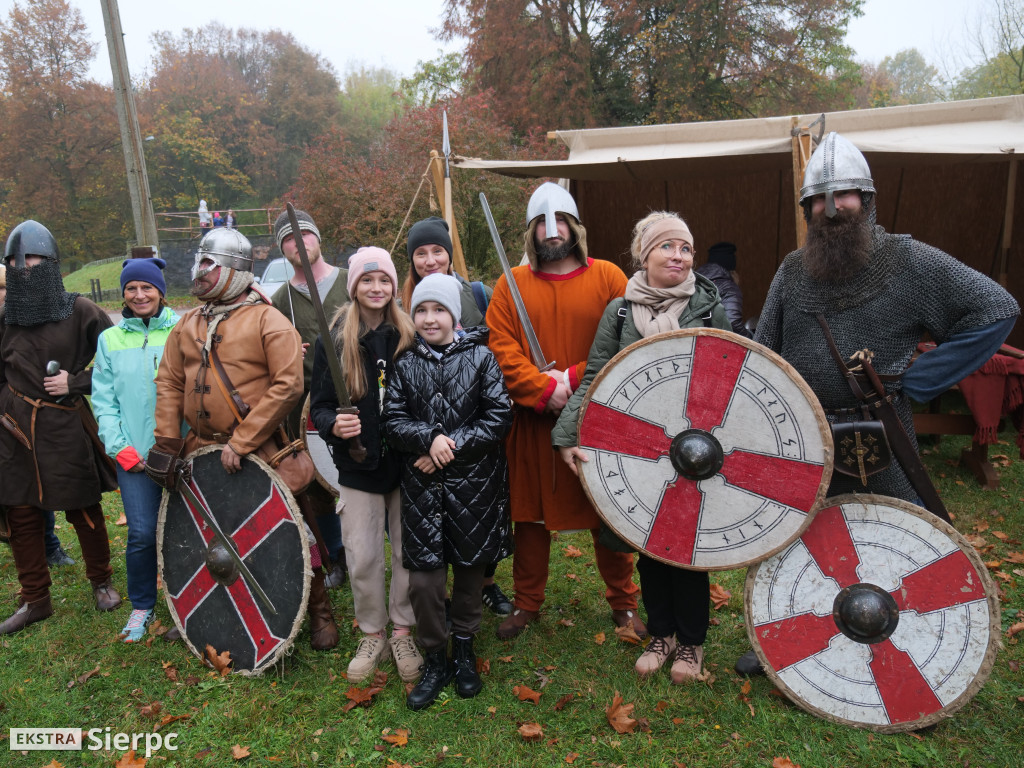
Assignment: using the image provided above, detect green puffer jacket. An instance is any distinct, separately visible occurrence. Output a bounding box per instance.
[551,273,730,448]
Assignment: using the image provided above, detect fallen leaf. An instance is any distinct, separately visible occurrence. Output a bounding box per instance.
[498,656,514,663]
[342,670,388,711]
[655,700,669,712]
[1009,659,1020,672]
[162,661,179,682]
[68,664,101,689]
[205,645,232,677]
[231,744,251,759]
[156,713,191,731]
[1005,551,1024,564]
[514,685,542,704]
[606,691,638,734]
[614,624,642,645]
[564,545,583,558]
[965,534,989,550]
[985,559,1003,569]
[772,758,800,768]
[558,618,574,627]
[672,717,686,725]
[554,694,574,711]
[995,571,1014,583]
[594,632,606,645]
[487,706,497,714]
[476,658,491,675]
[740,680,752,695]
[565,753,579,764]
[518,723,543,742]
[565,573,579,581]
[993,531,1010,541]
[114,751,147,768]
[1007,621,1024,638]
[139,701,162,718]
[709,583,732,610]
[382,729,409,747]
[40,761,66,768]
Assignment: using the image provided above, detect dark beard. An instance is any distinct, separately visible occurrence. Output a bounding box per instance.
[536,240,572,263]
[803,207,873,283]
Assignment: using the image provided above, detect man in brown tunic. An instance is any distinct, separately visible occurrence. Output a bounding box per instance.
[0,220,122,634]
[147,227,338,649]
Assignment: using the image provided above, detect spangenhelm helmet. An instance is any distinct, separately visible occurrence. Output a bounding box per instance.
[799,132,875,218]
[526,182,579,235]
[192,227,255,302]
[4,220,60,269]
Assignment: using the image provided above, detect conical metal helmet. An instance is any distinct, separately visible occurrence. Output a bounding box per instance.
[526,182,579,235]
[4,220,59,269]
[193,227,254,276]
[799,132,875,218]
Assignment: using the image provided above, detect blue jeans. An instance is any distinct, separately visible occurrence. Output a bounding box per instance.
[317,511,343,562]
[118,466,163,610]
[44,511,62,557]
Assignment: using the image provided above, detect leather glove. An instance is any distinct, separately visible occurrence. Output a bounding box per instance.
[145,436,186,490]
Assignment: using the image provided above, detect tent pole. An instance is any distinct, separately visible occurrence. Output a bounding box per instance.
[1000,154,1017,287]
[790,117,812,249]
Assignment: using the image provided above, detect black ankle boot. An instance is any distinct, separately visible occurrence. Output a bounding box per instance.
[406,648,453,711]
[452,634,482,699]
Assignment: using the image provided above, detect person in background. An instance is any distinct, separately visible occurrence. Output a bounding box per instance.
[93,257,179,642]
[400,216,511,616]
[197,200,211,231]
[385,273,513,710]
[225,210,236,229]
[212,211,224,228]
[694,241,751,337]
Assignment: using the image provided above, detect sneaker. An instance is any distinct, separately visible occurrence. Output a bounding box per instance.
[347,634,389,684]
[122,609,155,643]
[611,609,649,639]
[46,547,76,568]
[496,608,539,640]
[481,582,513,616]
[670,644,704,684]
[635,635,677,678]
[389,634,424,683]
[324,559,347,590]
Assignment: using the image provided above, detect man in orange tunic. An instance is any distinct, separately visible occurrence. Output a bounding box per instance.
[488,183,645,640]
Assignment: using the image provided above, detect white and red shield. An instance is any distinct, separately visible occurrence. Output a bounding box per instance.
[577,329,832,570]
[157,447,311,676]
[301,394,340,498]
[745,495,1000,732]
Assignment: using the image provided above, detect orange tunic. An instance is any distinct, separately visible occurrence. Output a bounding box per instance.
[488,258,627,529]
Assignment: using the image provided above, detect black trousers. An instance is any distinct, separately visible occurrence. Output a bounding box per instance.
[636,553,710,646]
[409,564,486,653]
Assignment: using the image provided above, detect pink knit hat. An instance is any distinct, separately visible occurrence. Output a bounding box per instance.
[346,246,399,298]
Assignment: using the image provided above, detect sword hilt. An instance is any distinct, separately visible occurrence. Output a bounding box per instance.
[337,406,367,463]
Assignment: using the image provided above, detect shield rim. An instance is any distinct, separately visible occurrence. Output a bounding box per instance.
[156,444,312,676]
[577,327,833,571]
[743,493,1001,733]
[300,393,341,499]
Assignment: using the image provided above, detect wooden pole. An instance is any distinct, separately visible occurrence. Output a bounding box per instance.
[999,154,1017,288]
[100,0,159,250]
[428,150,468,277]
[790,117,809,249]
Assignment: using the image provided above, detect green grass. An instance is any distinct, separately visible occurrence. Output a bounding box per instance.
[2,431,1022,767]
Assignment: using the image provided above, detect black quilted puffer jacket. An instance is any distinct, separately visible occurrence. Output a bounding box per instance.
[383,327,513,571]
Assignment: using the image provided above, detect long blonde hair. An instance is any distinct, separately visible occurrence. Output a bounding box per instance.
[329,296,415,402]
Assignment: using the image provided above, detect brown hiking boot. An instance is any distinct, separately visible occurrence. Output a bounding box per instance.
[92,581,122,612]
[611,609,648,639]
[307,568,339,650]
[0,596,54,635]
[496,608,540,640]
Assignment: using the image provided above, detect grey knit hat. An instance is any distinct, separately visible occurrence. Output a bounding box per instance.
[410,273,462,326]
[274,208,321,250]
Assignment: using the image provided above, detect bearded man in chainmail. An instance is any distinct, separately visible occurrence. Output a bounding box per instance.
[734,132,1019,676]
[147,228,339,650]
[0,220,122,634]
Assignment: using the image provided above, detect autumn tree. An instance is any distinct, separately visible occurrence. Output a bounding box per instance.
[952,0,1024,98]
[336,66,412,152]
[291,92,565,280]
[0,0,128,260]
[441,0,864,131]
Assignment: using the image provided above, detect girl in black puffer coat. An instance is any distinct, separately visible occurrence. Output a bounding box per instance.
[383,274,512,711]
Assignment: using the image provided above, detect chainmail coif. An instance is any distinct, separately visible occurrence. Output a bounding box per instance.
[3,259,79,326]
[756,225,1019,500]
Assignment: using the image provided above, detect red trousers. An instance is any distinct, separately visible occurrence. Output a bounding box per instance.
[510,522,639,612]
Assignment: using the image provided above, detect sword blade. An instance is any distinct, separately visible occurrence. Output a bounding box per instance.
[177,472,278,615]
[479,192,554,372]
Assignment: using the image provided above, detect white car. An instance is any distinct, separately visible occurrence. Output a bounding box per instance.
[256,257,294,298]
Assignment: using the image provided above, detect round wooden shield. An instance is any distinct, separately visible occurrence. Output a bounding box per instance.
[300,394,340,498]
[157,446,311,676]
[577,329,832,570]
[744,495,1000,733]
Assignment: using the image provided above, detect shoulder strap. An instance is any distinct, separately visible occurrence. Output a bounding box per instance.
[208,346,251,428]
[471,281,489,318]
[615,299,628,340]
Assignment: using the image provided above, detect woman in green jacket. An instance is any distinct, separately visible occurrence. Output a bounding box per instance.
[552,211,730,684]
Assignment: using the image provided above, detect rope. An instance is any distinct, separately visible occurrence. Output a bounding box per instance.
[390,157,436,256]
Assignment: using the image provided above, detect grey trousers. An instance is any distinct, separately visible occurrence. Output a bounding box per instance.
[409,563,486,652]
